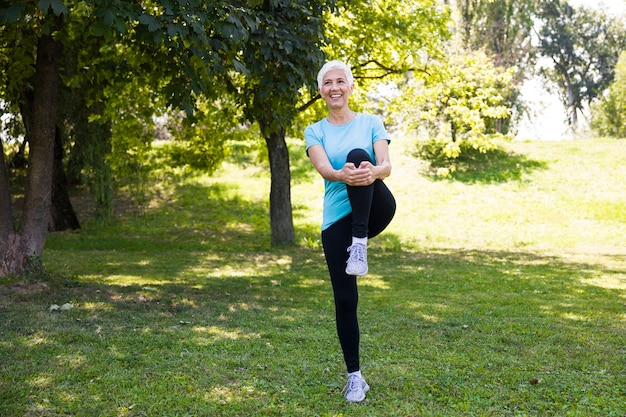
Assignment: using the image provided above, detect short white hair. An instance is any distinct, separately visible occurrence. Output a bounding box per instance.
[317,60,354,89]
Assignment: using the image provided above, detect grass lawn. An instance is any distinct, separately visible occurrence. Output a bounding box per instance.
[1,136,625,416]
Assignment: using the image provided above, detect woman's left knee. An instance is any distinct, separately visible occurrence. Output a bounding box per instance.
[346,148,372,166]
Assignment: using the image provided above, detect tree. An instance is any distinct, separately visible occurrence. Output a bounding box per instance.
[257,0,450,245]
[455,0,536,74]
[291,0,451,135]
[400,50,516,173]
[0,30,61,275]
[0,0,252,277]
[224,0,335,246]
[1,0,453,275]
[323,0,450,85]
[591,51,626,138]
[536,1,626,128]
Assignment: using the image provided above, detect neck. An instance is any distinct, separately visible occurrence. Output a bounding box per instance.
[327,109,356,125]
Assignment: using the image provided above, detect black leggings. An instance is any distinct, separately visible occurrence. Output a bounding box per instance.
[321,148,396,373]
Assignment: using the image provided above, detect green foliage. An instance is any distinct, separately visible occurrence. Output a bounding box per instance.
[322,0,450,104]
[456,0,536,76]
[324,0,450,74]
[0,27,36,105]
[293,0,452,134]
[591,51,626,138]
[228,0,334,135]
[401,50,516,174]
[413,133,509,178]
[0,0,262,223]
[536,1,626,126]
[159,99,258,172]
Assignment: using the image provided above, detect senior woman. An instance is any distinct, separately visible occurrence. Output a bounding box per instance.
[304,60,396,403]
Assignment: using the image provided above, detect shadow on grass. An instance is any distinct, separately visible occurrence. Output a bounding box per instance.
[1,238,625,416]
[2,143,624,415]
[425,148,549,183]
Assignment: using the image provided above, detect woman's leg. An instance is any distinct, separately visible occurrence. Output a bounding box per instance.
[344,148,396,275]
[346,149,375,238]
[368,179,396,238]
[346,148,396,238]
[322,215,360,373]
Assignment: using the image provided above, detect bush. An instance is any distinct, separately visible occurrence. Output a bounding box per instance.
[415,132,510,176]
[591,51,626,138]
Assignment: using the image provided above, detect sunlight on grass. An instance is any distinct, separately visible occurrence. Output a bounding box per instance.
[80,301,114,312]
[559,312,589,322]
[407,301,449,317]
[25,332,49,346]
[360,275,391,289]
[210,254,294,278]
[58,390,79,404]
[28,374,53,390]
[582,275,626,290]
[101,275,172,286]
[212,267,253,278]
[55,353,87,369]
[193,326,261,341]
[421,313,444,323]
[206,386,244,405]
[296,278,326,288]
[226,222,254,233]
[228,302,263,312]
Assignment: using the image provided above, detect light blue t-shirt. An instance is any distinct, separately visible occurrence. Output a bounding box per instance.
[304,113,390,230]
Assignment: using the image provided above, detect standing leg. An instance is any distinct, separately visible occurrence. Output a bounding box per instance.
[322,215,371,402]
[322,216,360,373]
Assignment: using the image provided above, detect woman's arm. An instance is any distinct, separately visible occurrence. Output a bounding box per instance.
[308,141,391,186]
[307,144,343,182]
[368,139,392,180]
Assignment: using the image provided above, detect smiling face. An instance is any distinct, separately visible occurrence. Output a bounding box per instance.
[319,69,354,111]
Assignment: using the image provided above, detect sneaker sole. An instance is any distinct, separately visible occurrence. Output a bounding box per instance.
[345,267,368,276]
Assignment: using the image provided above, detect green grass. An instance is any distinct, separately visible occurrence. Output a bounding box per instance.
[1,137,625,416]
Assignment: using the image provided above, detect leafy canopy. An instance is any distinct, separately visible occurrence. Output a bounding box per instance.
[536,1,626,126]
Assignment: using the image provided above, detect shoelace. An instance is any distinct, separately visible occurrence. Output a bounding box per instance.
[347,244,366,262]
[341,375,362,395]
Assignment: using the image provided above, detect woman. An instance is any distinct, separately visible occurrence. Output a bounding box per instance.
[304,60,396,403]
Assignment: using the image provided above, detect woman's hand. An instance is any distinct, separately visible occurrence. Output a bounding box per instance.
[339,161,376,186]
[307,142,391,185]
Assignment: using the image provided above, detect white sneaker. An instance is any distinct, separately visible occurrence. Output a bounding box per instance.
[342,374,370,402]
[345,243,368,276]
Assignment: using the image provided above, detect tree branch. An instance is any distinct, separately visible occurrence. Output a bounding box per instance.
[297,93,321,113]
[353,59,431,79]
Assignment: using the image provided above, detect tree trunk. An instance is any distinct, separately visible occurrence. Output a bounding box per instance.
[0,140,14,240]
[49,126,81,231]
[0,34,60,277]
[264,127,295,246]
[18,82,80,232]
[567,83,578,129]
